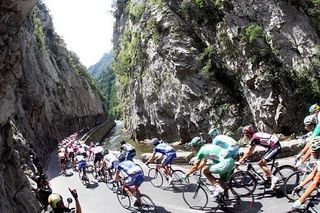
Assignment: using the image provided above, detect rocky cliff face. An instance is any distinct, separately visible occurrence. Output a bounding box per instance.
[0,0,108,212]
[113,0,320,142]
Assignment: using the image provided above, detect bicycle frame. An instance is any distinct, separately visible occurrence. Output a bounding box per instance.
[242,158,279,183]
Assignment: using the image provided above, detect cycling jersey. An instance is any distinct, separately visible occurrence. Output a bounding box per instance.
[196,144,234,179]
[196,144,230,163]
[117,160,144,187]
[92,146,104,155]
[212,135,240,158]
[154,143,176,156]
[250,132,280,148]
[121,143,136,161]
[117,160,143,177]
[103,153,119,169]
[312,124,320,137]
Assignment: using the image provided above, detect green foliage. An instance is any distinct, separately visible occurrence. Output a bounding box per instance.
[195,0,205,8]
[68,51,105,100]
[150,0,163,4]
[96,64,121,119]
[307,0,320,32]
[240,24,264,43]
[180,0,192,14]
[114,29,144,85]
[146,17,160,44]
[32,8,46,50]
[292,65,320,101]
[200,45,215,73]
[129,2,146,20]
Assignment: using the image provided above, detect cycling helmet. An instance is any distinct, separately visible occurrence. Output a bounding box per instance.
[190,136,204,148]
[48,193,64,209]
[242,125,256,135]
[304,114,316,126]
[310,137,320,152]
[208,128,220,137]
[309,104,320,113]
[120,140,126,145]
[151,138,160,146]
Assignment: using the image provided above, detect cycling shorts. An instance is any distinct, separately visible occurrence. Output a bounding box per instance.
[161,152,176,166]
[263,145,281,162]
[209,158,235,181]
[124,173,144,187]
[94,153,104,164]
[110,161,119,170]
[126,150,136,161]
[77,160,87,171]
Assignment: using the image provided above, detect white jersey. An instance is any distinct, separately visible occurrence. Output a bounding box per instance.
[75,155,85,163]
[92,146,104,155]
[103,153,118,168]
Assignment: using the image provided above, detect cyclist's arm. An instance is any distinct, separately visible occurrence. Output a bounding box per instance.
[299,141,311,156]
[298,168,320,204]
[238,145,255,163]
[146,153,156,164]
[185,159,206,176]
[299,166,317,187]
[75,198,82,213]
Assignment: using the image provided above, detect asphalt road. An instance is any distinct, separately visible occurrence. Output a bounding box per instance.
[46,154,297,213]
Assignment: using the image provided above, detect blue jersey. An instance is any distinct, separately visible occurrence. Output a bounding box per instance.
[154,143,175,155]
[117,160,142,176]
[212,135,239,157]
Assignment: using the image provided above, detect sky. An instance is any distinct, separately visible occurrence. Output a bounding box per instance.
[43,0,114,67]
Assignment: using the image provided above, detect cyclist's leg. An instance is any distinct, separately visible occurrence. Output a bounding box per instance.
[208,158,235,188]
[161,153,176,176]
[260,146,281,177]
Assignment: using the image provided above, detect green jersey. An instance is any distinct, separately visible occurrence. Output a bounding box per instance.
[196,144,230,163]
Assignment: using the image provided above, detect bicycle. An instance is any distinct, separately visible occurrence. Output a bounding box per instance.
[182,170,254,212]
[147,163,189,188]
[284,159,315,201]
[229,158,295,196]
[114,180,157,212]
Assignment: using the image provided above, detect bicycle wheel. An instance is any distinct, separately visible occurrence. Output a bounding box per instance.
[148,168,163,187]
[171,170,189,190]
[116,188,131,209]
[138,194,157,212]
[224,187,255,213]
[284,171,301,201]
[273,165,296,191]
[228,171,256,196]
[106,179,117,191]
[182,184,208,209]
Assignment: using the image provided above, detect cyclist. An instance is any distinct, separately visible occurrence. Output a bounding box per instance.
[118,140,136,162]
[145,138,176,185]
[114,160,144,206]
[237,125,281,190]
[66,145,76,169]
[102,150,119,180]
[48,188,82,213]
[57,147,67,174]
[92,142,104,178]
[291,137,320,210]
[34,173,52,211]
[295,114,317,168]
[182,136,234,198]
[209,127,240,159]
[75,153,87,180]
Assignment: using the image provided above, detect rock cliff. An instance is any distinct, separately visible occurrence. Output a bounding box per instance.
[0,0,108,211]
[113,0,320,142]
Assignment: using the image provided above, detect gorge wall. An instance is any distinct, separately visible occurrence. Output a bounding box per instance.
[113,0,320,142]
[0,0,109,212]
